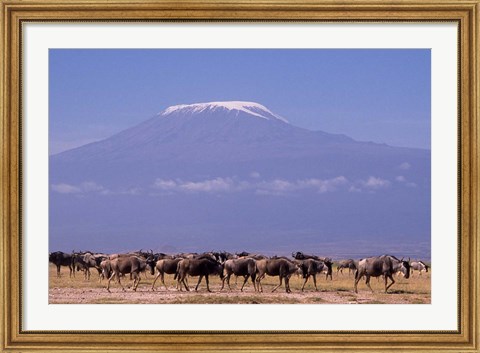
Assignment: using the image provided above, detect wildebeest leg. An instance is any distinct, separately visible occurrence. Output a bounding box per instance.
[240,275,249,292]
[272,276,283,292]
[195,275,203,291]
[256,279,262,292]
[220,274,230,291]
[313,274,318,291]
[365,275,374,292]
[106,272,117,292]
[56,265,61,277]
[181,275,190,291]
[256,273,266,292]
[69,265,73,278]
[385,274,395,293]
[354,271,362,293]
[133,273,140,291]
[251,273,257,292]
[151,272,161,291]
[118,274,126,291]
[160,273,169,291]
[285,276,291,293]
[205,275,211,292]
[301,275,309,292]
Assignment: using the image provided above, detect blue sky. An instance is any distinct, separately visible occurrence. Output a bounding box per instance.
[49,49,431,154]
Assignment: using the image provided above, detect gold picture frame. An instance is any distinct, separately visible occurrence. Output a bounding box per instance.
[1,1,479,352]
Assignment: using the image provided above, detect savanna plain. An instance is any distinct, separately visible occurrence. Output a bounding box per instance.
[49,264,431,304]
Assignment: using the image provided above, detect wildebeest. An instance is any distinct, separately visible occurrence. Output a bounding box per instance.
[410,260,429,275]
[295,258,328,291]
[49,251,73,277]
[354,255,410,293]
[337,259,357,275]
[72,252,98,280]
[220,258,257,292]
[256,258,298,293]
[151,257,184,291]
[292,251,333,280]
[100,259,112,281]
[106,256,156,292]
[175,257,224,292]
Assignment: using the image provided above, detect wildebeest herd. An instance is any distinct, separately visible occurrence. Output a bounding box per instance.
[49,250,430,294]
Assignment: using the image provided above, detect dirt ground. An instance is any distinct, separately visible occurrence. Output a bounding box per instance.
[49,264,431,304]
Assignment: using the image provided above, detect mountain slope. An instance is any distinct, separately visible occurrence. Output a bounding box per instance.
[49,101,431,257]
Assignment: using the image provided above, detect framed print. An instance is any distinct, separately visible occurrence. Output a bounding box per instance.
[1,0,479,352]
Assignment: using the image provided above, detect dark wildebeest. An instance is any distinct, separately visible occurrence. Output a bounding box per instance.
[292,251,333,280]
[236,251,251,257]
[337,259,357,275]
[256,258,298,293]
[354,255,410,293]
[49,251,73,277]
[295,258,328,291]
[151,257,184,291]
[410,261,429,275]
[220,258,257,292]
[106,256,156,292]
[175,258,224,292]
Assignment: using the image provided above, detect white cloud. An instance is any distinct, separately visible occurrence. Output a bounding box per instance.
[153,179,178,190]
[299,176,348,193]
[51,181,110,195]
[361,176,391,189]
[249,171,261,179]
[152,176,350,195]
[395,175,406,182]
[258,179,296,193]
[80,181,105,192]
[398,162,411,170]
[153,177,241,193]
[51,183,82,194]
[180,178,236,192]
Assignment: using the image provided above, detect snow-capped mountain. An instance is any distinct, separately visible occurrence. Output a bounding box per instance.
[52,101,352,164]
[49,101,430,257]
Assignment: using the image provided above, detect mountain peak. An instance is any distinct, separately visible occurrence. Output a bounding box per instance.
[160,101,289,123]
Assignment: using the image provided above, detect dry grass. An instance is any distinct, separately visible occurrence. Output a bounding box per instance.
[49,264,431,304]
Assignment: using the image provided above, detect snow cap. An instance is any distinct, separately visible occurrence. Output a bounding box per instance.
[160,101,289,123]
